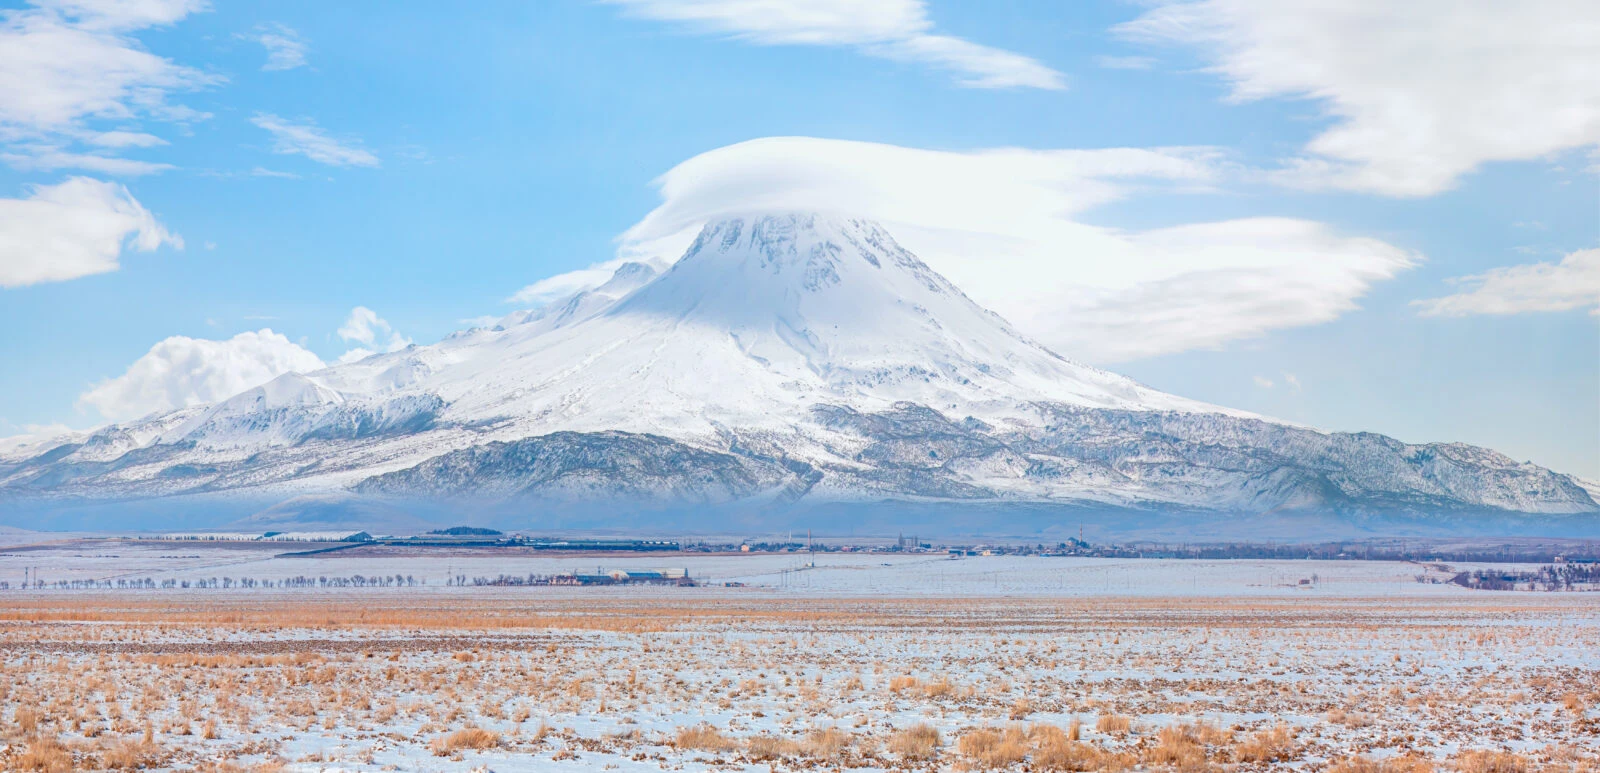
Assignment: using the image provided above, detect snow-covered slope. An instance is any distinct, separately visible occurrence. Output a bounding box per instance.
[2,213,1594,529]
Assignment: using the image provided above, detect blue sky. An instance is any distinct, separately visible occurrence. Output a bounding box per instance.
[0,0,1596,477]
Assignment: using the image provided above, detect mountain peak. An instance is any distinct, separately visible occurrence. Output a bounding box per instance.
[4,214,1593,530]
[678,212,923,285]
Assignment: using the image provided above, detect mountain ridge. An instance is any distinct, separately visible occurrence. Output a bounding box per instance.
[1,213,1594,534]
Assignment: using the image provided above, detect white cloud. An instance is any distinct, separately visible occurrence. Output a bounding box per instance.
[0,422,84,458]
[1413,249,1600,317]
[249,166,299,179]
[1252,375,1273,388]
[336,347,376,364]
[1282,372,1301,391]
[33,0,211,32]
[337,306,411,353]
[1,147,173,175]
[77,328,324,421]
[0,176,180,288]
[605,0,1064,90]
[509,256,637,306]
[1116,0,1600,196]
[0,1,216,141]
[251,113,378,168]
[564,136,1417,362]
[87,130,166,148]
[1095,55,1155,70]
[244,22,307,71]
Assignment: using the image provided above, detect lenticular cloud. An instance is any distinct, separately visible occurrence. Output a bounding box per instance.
[596,136,1418,363]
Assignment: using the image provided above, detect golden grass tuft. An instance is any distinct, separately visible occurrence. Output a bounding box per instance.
[958,726,1030,769]
[1144,724,1210,772]
[427,726,500,756]
[1452,750,1528,773]
[15,707,41,734]
[746,734,803,761]
[672,723,738,752]
[1095,714,1132,735]
[1031,723,1125,772]
[15,735,72,773]
[1234,723,1296,762]
[888,723,941,760]
[1009,698,1033,719]
[803,728,853,761]
[99,737,165,770]
[1329,755,1438,773]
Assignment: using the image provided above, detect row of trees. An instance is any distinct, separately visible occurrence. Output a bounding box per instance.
[1,574,426,590]
[1450,564,1600,591]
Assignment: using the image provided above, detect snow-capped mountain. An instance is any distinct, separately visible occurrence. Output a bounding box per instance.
[2,214,1594,533]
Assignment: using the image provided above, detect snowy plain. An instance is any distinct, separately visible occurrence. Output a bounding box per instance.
[1,543,1595,772]
[0,541,1520,598]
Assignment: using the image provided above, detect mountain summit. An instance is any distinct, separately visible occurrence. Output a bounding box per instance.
[2,214,1595,534]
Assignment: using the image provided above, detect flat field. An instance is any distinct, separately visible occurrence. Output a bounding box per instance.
[0,543,1595,771]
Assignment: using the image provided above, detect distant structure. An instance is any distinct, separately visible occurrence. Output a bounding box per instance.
[156,531,372,543]
[548,568,693,586]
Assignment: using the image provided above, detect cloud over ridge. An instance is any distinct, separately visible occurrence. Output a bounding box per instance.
[78,329,325,421]
[581,136,1417,362]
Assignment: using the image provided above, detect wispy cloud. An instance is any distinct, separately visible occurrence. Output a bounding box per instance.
[0,0,217,172]
[604,0,1064,90]
[251,113,378,168]
[1094,55,1156,70]
[249,166,300,179]
[86,131,168,149]
[243,22,308,71]
[1413,249,1600,317]
[1117,0,1600,197]
[1,147,174,175]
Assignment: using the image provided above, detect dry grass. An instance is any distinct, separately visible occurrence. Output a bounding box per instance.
[427,726,500,756]
[1144,724,1211,772]
[0,592,1594,770]
[98,737,165,769]
[957,727,1030,769]
[1009,698,1033,719]
[1563,692,1587,715]
[1234,723,1296,762]
[672,724,738,752]
[1452,750,1529,773]
[1032,723,1129,772]
[15,736,71,773]
[746,734,803,760]
[15,707,40,735]
[1095,713,1132,735]
[1329,754,1437,773]
[803,728,853,761]
[888,723,941,760]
